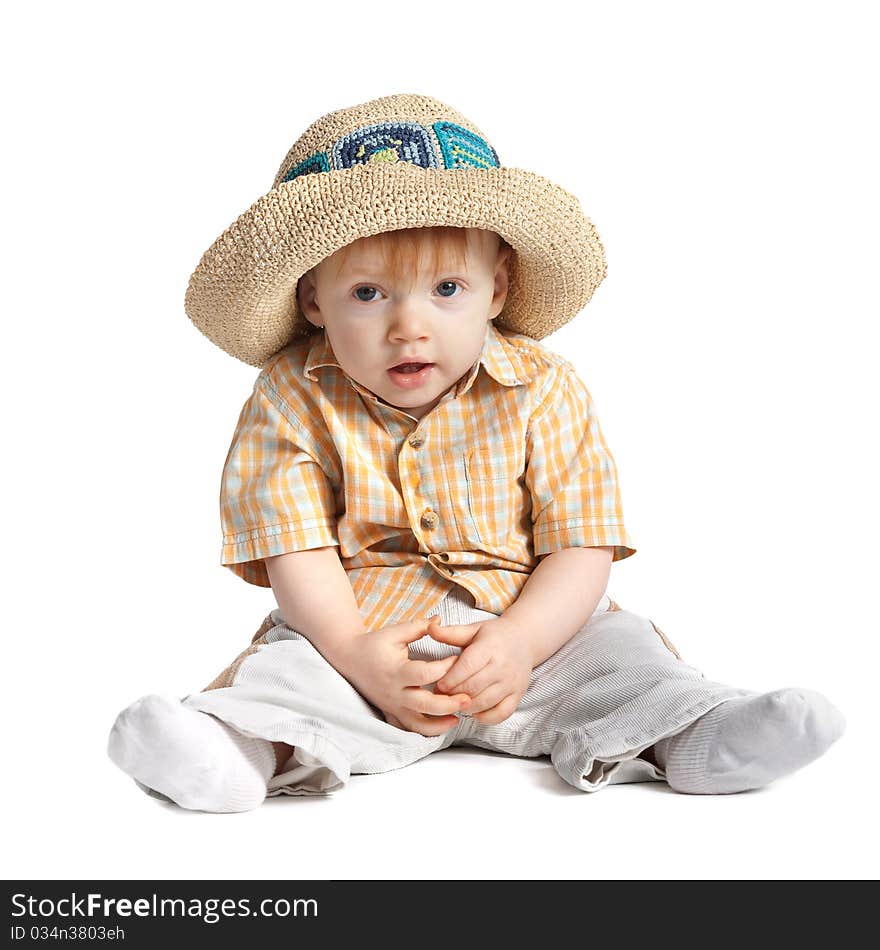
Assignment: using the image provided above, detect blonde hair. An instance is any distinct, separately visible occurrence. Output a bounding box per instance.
[311,226,508,287]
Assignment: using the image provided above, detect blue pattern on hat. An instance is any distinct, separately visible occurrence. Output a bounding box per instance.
[432,122,500,169]
[282,152,331,182]
[279,121,500,183]
[332,122,439,170]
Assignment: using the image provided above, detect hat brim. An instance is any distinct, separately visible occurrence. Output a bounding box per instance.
[184,161,606,366]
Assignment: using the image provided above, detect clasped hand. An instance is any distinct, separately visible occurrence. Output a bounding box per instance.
[336,615,532,737]
[428,615,533,726]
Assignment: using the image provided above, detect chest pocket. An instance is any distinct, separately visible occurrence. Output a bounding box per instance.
[462,444,516,548]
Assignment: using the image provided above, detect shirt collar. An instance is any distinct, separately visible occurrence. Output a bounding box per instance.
[302,322,525,394]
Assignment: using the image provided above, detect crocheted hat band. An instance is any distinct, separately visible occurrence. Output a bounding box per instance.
[185,93,607,366]
[280,120,501,183]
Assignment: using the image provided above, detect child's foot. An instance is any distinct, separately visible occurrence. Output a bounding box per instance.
[107,694,276,813]
[650,688,846,795]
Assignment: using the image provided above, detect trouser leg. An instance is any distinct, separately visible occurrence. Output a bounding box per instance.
[456,603,755,792]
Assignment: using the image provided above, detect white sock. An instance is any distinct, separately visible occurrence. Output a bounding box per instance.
[652,687,846,795]
[107,694,276,813]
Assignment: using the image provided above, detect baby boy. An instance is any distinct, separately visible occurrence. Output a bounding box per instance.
[107,93,845,812]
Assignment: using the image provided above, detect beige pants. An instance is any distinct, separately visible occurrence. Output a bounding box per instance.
[179,586,754,796]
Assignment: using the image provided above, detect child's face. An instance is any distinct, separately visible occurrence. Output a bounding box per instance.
[298,230,510,420]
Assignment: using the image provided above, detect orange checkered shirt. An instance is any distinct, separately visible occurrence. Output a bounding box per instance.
[219,323,637,632]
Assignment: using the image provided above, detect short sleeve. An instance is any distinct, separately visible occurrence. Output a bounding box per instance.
[525,365,637,562]
[219,379,338,587]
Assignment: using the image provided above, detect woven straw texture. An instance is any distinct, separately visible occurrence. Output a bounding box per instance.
[184,93,607,367]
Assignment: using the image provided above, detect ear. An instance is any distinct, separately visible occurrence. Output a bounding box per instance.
[297,270,323,328]
[491,245,511,317]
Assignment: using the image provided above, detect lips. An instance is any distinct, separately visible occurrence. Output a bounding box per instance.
[391,362,430,373]
[391,360,434,373]
[387,362,435,389]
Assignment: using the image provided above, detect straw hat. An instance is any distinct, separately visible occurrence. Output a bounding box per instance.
[184,93,607,367]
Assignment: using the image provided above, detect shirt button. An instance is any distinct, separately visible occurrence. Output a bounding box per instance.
[409,435,424,448]
[420,509,438,530]
[439,552,450,561]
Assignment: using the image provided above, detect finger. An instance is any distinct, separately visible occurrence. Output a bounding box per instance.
[435,651,491,694]
[402,654,458,688]
[406,713,461,737]
[391,710,458,737]
[472,692,520,725]
[460,682,508,716]
[426,619,482,647]
[392,619,438,646]
[403,686,471,717]
[440,668,499,703]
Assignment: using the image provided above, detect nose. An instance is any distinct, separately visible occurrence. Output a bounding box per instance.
[387,294,430,340]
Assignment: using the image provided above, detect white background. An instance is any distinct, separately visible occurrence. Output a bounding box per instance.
[2,0,877,880]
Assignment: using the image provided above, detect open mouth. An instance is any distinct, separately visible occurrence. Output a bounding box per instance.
[390,362,432,374]
[387,362,435,388]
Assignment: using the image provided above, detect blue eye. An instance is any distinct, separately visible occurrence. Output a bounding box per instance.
[354,286,380,302]
[436,281,460,298]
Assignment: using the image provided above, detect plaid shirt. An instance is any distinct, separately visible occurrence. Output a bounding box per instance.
[219,323,636,631]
